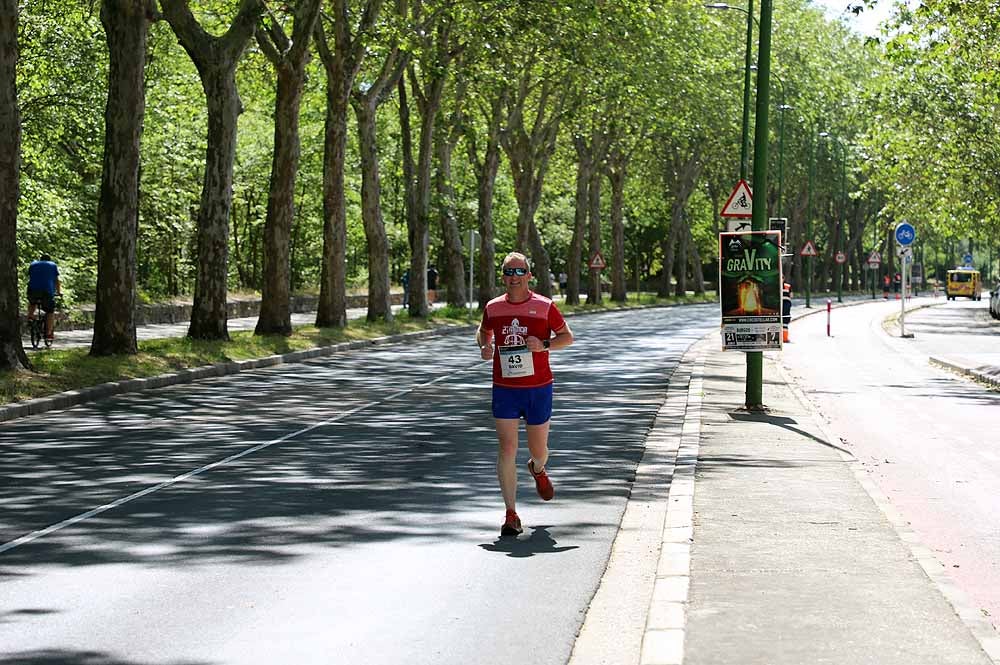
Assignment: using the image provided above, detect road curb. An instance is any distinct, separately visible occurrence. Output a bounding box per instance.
[929,356,1000,390]
[568,332,711,665]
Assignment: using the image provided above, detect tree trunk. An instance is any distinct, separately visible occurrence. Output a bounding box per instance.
[434,117,465,307]
[586,163,603,304]
[568,138,590,306]
[661,146,702,298]
[256,0,321,336]
[354,100,392,321]
[609,166,627,302]
[675,213,688,297]
[91,0,153,356]
[161,0,264,340]
[687,225,706,295]
[0,0,28,371]
[468,93,503,310]
[398,78,425,316]
[317,81,349,327]
[188,68,240,338]
[314,1,384,328]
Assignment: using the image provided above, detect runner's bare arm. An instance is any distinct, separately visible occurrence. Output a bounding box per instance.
[477,327,494,360]
[527,324,573,352]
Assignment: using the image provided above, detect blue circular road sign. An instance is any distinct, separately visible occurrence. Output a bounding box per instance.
[895,222,916,246]
[963,253,973,265]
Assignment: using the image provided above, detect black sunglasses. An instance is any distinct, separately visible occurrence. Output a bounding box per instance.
[502,267,528,276]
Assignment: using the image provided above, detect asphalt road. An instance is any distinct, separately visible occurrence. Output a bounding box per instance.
[0,304,719,665]
[781,297,1000,630]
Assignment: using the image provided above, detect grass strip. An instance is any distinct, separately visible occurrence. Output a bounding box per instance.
[2,293,715,406]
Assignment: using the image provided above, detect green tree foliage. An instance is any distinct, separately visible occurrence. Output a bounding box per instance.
[11,0,916,339]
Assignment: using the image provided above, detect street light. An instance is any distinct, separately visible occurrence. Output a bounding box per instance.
[820,131,848,303]
[747,0,774,410]
[751,66,793,219]
[804,121,819,308]
[705,2,756,180]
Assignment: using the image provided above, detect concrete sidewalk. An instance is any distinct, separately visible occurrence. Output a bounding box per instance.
[643,347,998,664]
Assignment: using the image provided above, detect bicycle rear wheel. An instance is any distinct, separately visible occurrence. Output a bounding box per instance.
[29,318,41,349]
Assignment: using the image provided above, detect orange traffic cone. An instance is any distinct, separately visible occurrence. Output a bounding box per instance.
[782,327,790,343]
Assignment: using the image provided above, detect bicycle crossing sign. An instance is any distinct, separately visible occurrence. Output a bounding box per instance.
[720,180,753,218]
[799,240,819,257]
[895,222,916,246]
[867,251,881,266]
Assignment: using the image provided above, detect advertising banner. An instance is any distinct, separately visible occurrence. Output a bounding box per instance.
[719,231,783,351]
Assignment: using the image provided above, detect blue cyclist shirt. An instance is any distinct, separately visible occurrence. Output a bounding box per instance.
[27,260,59,294]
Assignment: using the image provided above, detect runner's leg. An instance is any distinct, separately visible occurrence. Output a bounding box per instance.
[495,418,520,510]
[526,421,550,471]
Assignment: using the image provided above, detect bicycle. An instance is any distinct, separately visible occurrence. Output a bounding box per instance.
[27,293,58,349]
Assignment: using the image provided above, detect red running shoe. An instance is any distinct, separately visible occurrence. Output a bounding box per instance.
[527,459,554,501]
[501,509,522,536]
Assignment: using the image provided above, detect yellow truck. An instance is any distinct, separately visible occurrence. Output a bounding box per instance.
[946,268,982,301]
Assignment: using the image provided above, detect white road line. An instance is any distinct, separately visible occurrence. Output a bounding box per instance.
[0,362,484,555]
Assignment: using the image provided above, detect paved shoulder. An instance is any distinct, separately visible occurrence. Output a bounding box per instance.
[682,351,993,665]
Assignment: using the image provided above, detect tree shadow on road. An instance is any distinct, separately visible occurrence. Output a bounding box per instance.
[0,308,718,574]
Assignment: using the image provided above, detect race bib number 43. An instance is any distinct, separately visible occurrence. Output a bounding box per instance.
[499,344,534,378]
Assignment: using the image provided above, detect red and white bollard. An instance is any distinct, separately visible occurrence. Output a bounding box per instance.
[827,299,832,337]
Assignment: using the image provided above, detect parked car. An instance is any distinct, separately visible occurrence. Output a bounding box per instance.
[990,281,1000,320]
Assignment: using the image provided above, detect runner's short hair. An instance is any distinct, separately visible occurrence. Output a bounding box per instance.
[502,251,531,272]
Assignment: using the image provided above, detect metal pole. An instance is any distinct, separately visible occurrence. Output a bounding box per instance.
[468,229,475,312]
[740,0,754,180]
[838,141,846,303]
[900,254,906,337]
[805,127,815,308]
[746,0,772,410]
[777,101,787,217]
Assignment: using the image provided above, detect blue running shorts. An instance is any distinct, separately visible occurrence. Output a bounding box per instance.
[492,384,553,425]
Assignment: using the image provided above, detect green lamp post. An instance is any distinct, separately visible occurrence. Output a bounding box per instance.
[705,2,756,180]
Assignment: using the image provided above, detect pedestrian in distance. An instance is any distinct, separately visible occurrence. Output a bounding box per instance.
[26,253,61,342]
[427,264,438,305]
[401,269,410,308]
[476,251,574,537]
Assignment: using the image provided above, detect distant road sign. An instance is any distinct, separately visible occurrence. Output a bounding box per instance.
[720,180,753,218]
[963,253,973,265]
[895,222,916,246]
[589,251,606,270]
[726,218,752,232]
[867,251,882,265]
[799,240,818,257]
[835,251,847,264]
[896,244,912,259]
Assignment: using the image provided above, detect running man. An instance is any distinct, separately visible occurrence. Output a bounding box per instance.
[476,252,574,536]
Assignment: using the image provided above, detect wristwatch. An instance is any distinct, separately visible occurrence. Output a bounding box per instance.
[542,339,550,349]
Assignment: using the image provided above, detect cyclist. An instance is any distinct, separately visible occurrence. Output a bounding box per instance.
[27,253,61,343]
